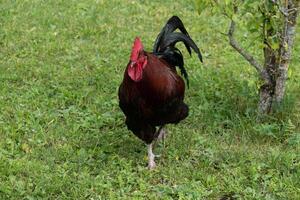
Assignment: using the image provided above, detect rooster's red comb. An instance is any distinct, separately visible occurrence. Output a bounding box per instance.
[130,37,143,61]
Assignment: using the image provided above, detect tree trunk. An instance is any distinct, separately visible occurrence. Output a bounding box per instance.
[258,11,278,114]
[274,0,299,104]
[258,46,277,114]
[259,0,299,114]
[258,84,274,114]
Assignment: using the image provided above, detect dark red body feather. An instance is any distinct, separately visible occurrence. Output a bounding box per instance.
[118,52,188,144]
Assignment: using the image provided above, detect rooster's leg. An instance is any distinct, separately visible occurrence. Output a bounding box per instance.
[147,143,156,170]
[157,127,167,141]
[156,126,167,149]
[152,126,167,158]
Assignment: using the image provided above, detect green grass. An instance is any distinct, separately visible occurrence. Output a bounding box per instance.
[0,0,299,199]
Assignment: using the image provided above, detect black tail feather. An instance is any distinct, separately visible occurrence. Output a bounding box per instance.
[153,16,190,53]
[159,32,202,62]
[153,16,202,87]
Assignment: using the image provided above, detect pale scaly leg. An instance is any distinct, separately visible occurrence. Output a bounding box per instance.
[152,127,167,158]
[157,127,167,141]
[147,143,156,170]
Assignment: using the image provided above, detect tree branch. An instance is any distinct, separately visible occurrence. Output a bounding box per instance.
[275,0,300,103]
[279,0,299,64]
[227,20,271,82]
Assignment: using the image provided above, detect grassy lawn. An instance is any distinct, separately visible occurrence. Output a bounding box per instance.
[0,0,299,199]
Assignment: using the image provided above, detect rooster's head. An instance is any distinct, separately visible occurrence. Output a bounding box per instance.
[128,37,148,82]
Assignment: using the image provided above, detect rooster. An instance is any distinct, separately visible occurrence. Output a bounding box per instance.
[118,16,202,169]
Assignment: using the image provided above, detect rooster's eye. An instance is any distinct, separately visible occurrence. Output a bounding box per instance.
[130,62,136,67]
[138,50,144,58]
